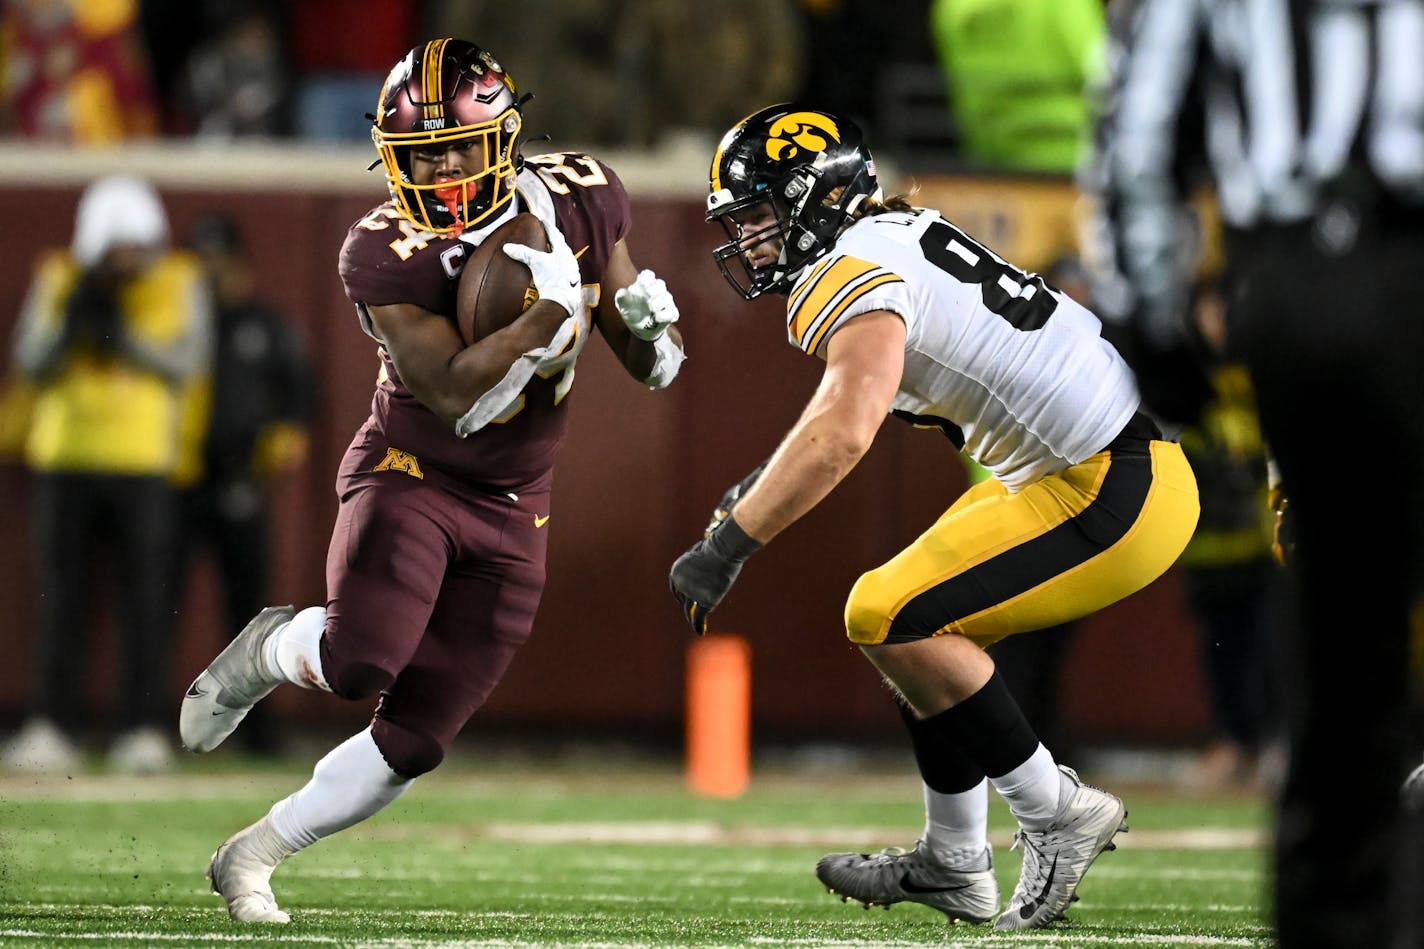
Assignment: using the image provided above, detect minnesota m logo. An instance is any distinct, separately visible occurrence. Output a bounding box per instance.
[373,447,424,479]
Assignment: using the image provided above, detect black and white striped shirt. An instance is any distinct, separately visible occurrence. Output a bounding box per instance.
[1086,0,1424,340]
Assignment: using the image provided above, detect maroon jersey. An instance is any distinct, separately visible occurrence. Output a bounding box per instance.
[337,152,630,494]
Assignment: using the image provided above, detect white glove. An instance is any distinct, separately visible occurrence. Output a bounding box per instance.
[503,219,582,317]
[615,269,679,341]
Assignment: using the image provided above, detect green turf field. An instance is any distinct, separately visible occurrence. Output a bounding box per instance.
[0,749,1274,947]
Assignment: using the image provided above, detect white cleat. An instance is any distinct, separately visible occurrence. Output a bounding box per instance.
[207,818,293,924]
[995,766,1128,930]
[180,605,293,753]
[815,840,999,924]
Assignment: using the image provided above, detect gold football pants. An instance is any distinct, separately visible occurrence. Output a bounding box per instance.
[845,437,1198,647]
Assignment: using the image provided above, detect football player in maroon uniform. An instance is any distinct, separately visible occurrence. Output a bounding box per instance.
[177,38,684,923]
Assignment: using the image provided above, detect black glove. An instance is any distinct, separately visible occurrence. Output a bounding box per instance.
[669,513,761,634]
[703,463,766,536]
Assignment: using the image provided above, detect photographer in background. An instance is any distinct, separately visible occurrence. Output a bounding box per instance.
[3,174,212,774]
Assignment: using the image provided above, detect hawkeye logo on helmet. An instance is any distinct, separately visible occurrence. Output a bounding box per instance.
[765,112,840,162]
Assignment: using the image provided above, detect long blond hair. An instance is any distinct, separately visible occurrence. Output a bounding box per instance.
[858,186,918,217]
[824,183,917,224]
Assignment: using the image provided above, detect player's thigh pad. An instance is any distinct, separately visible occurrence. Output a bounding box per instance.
[845,441,1198,646]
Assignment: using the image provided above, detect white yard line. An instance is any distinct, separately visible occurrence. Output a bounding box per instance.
[470,821,1264,850]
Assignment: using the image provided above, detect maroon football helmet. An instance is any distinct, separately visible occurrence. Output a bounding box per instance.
[371,39,523,234]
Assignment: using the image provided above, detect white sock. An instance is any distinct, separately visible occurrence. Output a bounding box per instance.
[922,778,990,868]
[267,728,413,851]
[263,606,331,692]
[242,814,299,865]
[988,743,1063,830]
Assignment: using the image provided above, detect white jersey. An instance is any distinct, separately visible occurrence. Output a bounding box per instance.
[785,208,1140,491]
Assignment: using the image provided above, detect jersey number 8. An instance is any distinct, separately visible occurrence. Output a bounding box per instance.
[918,219,1058,331]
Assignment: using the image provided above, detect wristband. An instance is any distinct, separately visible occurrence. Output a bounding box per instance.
[707,512,761,562]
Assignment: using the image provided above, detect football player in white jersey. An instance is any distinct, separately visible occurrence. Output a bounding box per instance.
[669,105,1200,930]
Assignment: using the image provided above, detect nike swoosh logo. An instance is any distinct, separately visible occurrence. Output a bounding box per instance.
[534,514,550,527]
[1020,852,1059,919]
[898,873,978,895]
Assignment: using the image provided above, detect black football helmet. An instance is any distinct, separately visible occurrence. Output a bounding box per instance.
[372,39,524,234]
[707,104,881,298]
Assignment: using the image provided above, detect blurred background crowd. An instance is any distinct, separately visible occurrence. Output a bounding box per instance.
[0,0,1278,794]
[0,0,920,152]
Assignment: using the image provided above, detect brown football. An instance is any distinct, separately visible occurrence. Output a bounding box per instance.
[456,212,548,345]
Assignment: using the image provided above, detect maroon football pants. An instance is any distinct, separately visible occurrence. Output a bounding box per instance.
[321,462,549,778]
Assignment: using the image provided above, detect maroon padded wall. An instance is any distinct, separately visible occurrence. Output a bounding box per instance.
[0,180,1211,748]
